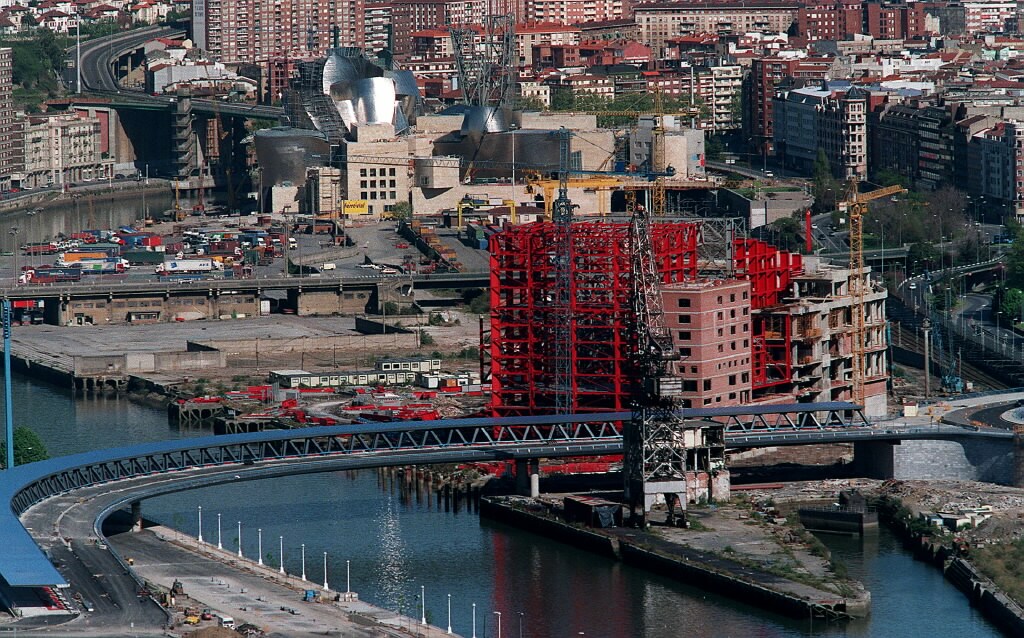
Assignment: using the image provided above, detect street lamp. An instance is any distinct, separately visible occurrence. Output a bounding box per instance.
[197,505,203,543]
[300,544,306,581]
[472,603,477,638]
[9,227,18,283]
[494,611,502,638]
[216,513,222,550]
[518,612,524,638]
[279,535,285,574]
[421,585,426,625]
[323,551,329,590]
[447,594,452,635]
[257,528,263,565]
[237,521,242,558]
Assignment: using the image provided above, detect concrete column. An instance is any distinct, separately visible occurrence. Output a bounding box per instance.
[529,459,540,498]
[1013,426,1024,487]
[515,459,530,496]
[130,501,143,532]
[853,440,896,479]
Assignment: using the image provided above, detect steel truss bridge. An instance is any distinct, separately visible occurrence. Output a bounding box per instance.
[0,401,948,591]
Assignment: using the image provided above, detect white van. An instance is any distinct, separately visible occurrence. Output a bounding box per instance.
[321,262,336,271]
[218,615,235,629]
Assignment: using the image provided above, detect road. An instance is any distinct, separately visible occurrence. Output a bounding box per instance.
[15,456,461,636]
[74,26,184,93]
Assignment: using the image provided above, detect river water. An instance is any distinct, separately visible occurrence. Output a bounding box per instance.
[6,374,1005,638]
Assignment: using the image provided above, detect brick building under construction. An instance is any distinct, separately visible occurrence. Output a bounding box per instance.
[487,220,889,419]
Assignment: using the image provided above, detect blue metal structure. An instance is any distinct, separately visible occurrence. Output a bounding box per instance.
[0,403,870,589]
[3,298,12,472]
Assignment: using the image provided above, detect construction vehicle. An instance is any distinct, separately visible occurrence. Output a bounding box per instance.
[841,179,906,404]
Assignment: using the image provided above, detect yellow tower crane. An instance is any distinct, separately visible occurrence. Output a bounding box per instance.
[842,180,906,406]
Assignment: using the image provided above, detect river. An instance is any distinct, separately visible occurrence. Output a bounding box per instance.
[6,375,1004,638]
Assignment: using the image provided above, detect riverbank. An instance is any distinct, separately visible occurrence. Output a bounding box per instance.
[110,524,459,638]
[480,493,871,622]
[0,180,173,216]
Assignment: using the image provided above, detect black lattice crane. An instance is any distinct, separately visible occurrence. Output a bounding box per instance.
[842,179,905,405]
[624,195,687,527]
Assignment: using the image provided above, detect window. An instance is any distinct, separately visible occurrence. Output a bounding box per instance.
[678,331,691,340]
[743,291,748,300]
[390,168,396,176]
[717,312,723,320]
[359,168,367,177]
[729,374,736,385]
[730,326,736,334]
[717,328,723,336]
[730,293,735,302]
[703,379,712,391]
[679,347,691,356]
[741,372,749,383]
[730,309,736,318]
[683,380,697,392]
[717,296,723,303]
[680,315,691,324]
[678,298,691,307]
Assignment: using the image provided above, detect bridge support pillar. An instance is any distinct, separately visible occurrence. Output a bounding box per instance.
[1013,426,1024,487]
[852,441,896,479]
[130,501,143,532]
[515,459,540,497]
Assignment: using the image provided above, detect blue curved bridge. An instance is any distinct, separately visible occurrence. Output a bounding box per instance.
[0,402,882,593]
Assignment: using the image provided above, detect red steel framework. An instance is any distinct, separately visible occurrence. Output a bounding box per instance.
[488,221,699,417]
[488,224,803,416]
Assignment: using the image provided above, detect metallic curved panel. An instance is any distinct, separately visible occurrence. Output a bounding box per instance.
[253,128,330,186]
[351,77,397,125]
[460,106,509,138]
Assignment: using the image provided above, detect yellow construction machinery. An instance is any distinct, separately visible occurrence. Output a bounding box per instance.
[842,179,906,405]
[524,174,625,219]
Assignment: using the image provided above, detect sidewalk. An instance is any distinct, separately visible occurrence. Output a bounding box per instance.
[115,525,461,638]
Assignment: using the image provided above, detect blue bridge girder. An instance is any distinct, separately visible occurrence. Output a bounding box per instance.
[3,403,874,589]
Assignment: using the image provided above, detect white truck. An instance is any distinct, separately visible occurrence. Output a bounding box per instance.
[155,259,223,275]
[217,615,235,629]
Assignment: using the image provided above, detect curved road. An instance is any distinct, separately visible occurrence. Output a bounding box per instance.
[75,26,184,92]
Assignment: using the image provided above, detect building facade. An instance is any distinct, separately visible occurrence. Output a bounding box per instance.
[772,81,868,179]
[635,1,800,57]
[21,113,114,189]
[193,0,366,64]
[0,47,23,192]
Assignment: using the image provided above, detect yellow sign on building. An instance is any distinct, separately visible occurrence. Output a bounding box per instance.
[343,200,369,215]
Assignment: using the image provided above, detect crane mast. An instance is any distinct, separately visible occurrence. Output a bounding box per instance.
[625,195,687,527]
[843,180,905,406]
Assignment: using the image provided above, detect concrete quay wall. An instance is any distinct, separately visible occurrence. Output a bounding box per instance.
[480,497,864,620]
[854,438,1015,484]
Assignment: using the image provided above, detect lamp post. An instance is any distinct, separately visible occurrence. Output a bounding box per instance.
[237,521,242,558]
[346,559,350,594]
[494,611,502,638]
[472,603,477,638]
[9,227,18,284]
[279,536,285,574]
[257,528,263,565]
[323,552,329,590]
[300,544,306,581]
[24,210,35,270]
[420,585,426,625]
[518,612,524,638]
[216,513,222,549]
[197,506,203,543]
[447,594,452,635]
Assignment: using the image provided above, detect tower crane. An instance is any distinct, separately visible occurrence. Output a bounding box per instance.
[841,179,905,405]
[625,196,686,527]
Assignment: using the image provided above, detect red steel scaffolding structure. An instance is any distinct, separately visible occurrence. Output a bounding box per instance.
[487,223,804,417]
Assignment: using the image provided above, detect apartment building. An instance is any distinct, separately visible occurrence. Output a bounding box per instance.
[0,47,23,192]
[743,54,832,154]
[21,113,113,189]
[634,1,800,57]
[663,279,754,409]
[521,0,629,25]
[870,100,954,190]
[193,0,365,63]
[772,81,869,179]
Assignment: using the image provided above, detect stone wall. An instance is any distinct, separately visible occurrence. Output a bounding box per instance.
[855,437,1014,484]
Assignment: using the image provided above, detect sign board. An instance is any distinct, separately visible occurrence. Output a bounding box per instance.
[343,200,369,215]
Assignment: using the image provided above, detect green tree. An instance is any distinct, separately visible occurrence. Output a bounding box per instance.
[768,216,803,253]
[550,86,574,111]
[0,427,49,468]
[1001,287,1024,323]
[390,201,413,222]
[811,149,840,214]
